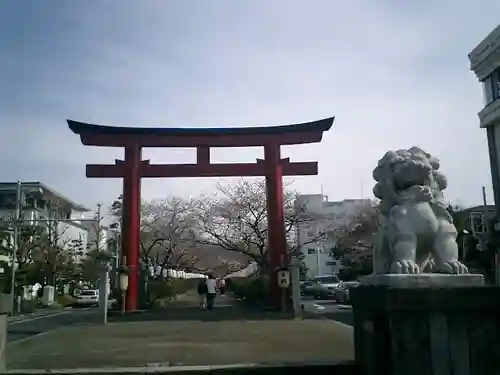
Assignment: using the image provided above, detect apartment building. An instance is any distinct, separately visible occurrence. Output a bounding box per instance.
[295,194,372,278]
[0,181,91,265]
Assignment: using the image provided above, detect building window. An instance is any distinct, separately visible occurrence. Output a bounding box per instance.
[326,261,337,266]
[307,248,316,255]
[483,67,500,106]
[306,230,316,238]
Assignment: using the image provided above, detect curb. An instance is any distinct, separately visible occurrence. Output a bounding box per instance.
[302,311,354,330]
[5,361,359,373]
[7,329,53,346]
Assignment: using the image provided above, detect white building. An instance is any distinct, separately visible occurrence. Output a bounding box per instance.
[469,24,500,285]
[83,221,120,253]
[469,25,500,208]
[0,181,91,265]
[294,194,372,279]
[469,24,500,130]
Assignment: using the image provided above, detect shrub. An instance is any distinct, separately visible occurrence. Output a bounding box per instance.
[147,278,200,307]
[169,278,199,295]
[228,276,269,307]
[20,299,38,314]
[56,294,76,307]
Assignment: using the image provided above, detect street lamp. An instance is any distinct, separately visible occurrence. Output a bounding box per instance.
[118,269,129,315]
[9,181,22,315]
[460,229,470,262]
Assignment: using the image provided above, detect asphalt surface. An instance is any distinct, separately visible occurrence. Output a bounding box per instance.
[301,297,354,326]
[8,308,99,343]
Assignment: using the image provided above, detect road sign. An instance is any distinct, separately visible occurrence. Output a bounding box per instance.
[470,212,486,236]
[277,269,290,288]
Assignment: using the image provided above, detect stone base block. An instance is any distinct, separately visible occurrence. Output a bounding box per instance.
[0,294,12,314]
[360,273,485,288]
[351,283,500,375]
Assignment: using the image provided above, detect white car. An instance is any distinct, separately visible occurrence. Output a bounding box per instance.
[74,289,99,307]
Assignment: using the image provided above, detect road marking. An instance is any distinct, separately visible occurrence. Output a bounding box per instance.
[313,303,326,310]
[8,308,93,345]
[9,311,70,325]
[9,308,91,325]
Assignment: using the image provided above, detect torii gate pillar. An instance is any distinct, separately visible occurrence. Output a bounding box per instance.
[264,144,288,308]
[122,144,142,311]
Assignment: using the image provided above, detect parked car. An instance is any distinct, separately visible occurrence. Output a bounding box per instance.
[334,281,360,304]
[300,280,314,296]
[74,289,99,307]
[310,275,340,299]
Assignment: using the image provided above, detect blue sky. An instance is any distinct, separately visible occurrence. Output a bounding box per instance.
[0,0,499,212]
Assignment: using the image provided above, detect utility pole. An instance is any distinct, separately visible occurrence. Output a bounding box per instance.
[9,181,21,315]
[96,203,102,252]
[95,203,109,324]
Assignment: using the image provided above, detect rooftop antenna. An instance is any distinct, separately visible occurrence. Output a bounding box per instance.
[360,179,364,199]
[320,184,324,200]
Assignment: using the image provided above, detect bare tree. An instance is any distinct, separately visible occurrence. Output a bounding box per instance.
[110,196,206,271]
[139,198,199,269]
[189,257,245,278]
[32,220,75,286]
[330,201,379,276]
[193,179,327,271]
[0,220,45,271]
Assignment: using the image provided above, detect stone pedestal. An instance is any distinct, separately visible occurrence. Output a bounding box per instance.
[0,294,11,372]
[351,274,500,375]
[0,293,12,314]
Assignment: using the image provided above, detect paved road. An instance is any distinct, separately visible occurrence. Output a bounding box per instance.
[8,308,98,343]
[301,298,354,326]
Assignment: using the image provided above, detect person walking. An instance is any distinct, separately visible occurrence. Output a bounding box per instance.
[197,278,208,310]
[219,278,226,295]
[205,274,217,310]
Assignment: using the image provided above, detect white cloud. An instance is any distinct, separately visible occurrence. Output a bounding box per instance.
[0,0,499,208]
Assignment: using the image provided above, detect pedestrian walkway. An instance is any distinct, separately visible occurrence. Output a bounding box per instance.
[7,291,354,370]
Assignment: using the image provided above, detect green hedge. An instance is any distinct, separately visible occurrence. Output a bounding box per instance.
[20,299,43,314]
[227,276,269,307]
[147,278,200,308]
[56,294,76,308]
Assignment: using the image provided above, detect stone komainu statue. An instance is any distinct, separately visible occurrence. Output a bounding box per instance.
[372,146,468,274]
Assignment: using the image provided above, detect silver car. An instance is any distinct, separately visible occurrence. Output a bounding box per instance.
[300,280,314,296]
[310,275,340,299]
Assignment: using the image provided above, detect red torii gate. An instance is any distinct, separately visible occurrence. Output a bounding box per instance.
[68,117,334,311]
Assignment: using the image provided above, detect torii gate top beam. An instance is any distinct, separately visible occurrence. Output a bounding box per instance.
[67,117,334,148]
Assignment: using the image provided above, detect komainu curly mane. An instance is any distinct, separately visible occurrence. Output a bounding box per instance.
[371,147,467,275]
